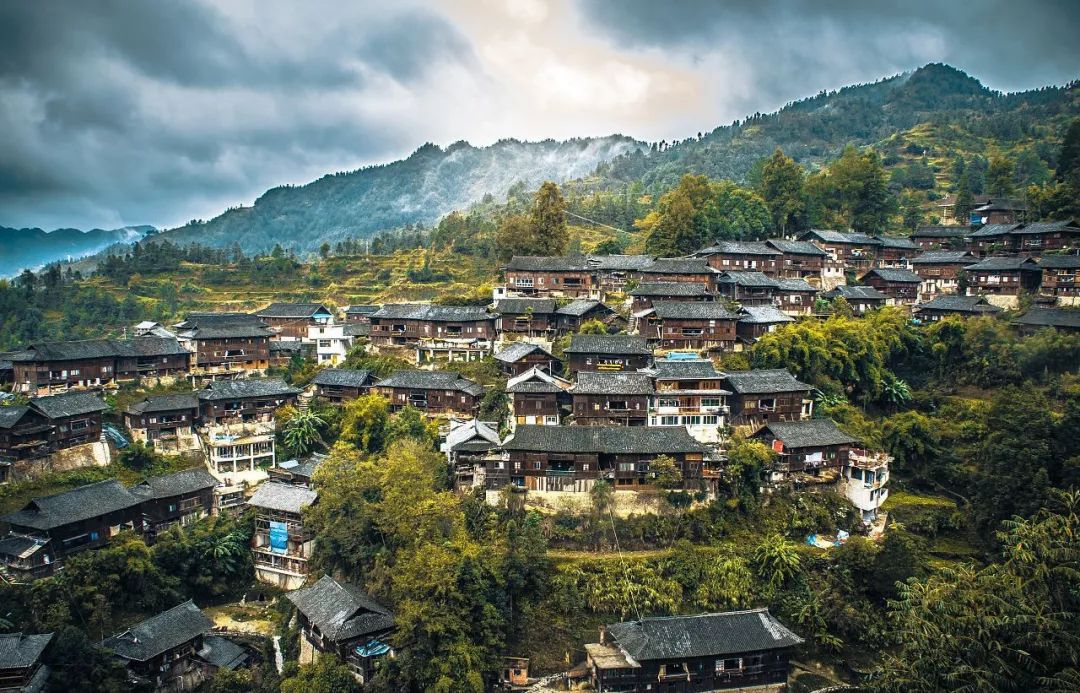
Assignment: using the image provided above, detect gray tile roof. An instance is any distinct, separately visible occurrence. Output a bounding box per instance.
[968,223,1021,238]
[198,379,301,401]
[864,268,922,283]
[0,406,31,429]
[1012,308,1080,329]
[247,482,317,513]
[606,609,802,661]
[198,635,249,670]
[342,323,371,337]
[629,282,711,297]
[573,372,654,395]
[874,236,920,250]
[176,313,265,328]
[1038,254,1080,269]
[564,334,651,355]
[640,258,717,275]
[494,298,557,315]
[505,425,710,455]
[738,306,795,324]
[506,379,564,394]
[102,601,212,662]
[30,391,107,419]
[911,251,975,264]
[10,336,186,362]
[650,302,739,320]
[963,257,1040,272]
[775,278,817,292]
[1012,219,1077,234]
[256,303,332,318]
[761,419,857,448]
[505,255,591,271]
[312,368,373,388]
[3,480,139,531]
[375,370,484,396]
[916,296,1002,314]
[125,393,200,416]
[493,342,553,364]
[824,285,887,301]
[801,229,880,245]
[587,254,656,270]
[648,358,722,380]
[716,271,780,288]
[182,324,275,339]
[911,225,971,238]
[0,633,53,669]
[694,241,781,256]
[370,304,493,322]
[286,575,394,642]
[765,239,828,256]
[130,468,217,500]
[344,305,379,315]
[555,299,610,317]
[723,369,811,395]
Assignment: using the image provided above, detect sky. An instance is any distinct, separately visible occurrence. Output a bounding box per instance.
[1,0,1077,232]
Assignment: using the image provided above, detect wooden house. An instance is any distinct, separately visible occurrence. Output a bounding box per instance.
[504,256,595,297]
[914,295,1002,322]
[636,258,719,292]
[775,278,818,315]
[501,425,712,492]
[129,468,217,540]
[286,575,395,684]
[267,454,326,488]
[30,391,107,450]
[873,236,920,268]
[8,336,189,395]
[1012,308,1080,335]
[963,257,1041,297]
[102,601,213,690]
[373,370,483,417]
[910,250,977,299]
[821,285,888,313]
[368,304,495,351]
[173,313,274,374]
[124,393,200,447]
[736,306,794,345]
[506,367,572,428]
[586,609,803,693]
[722,369,813,428]
[444,419,503,491]
[692,241,782,276]
[765,239,829,282]
[0,633,52,691]
[971,198,1026,225]
[910,225,971,250]
[752,419,857,479]
[493,298,558,338]
[640,302,739,352]
[343,304,379,323]
[645,358,729,444]
[563,334,651,375]
[714,271,779,306]
[198,379,300,425]
[248,482,318,590]
[629,282,712,312]
[571,372,653,427]
[860,268,922,305]
[588,254,656,293]
[1010,219,1080,253]
[256,303,334,341]
[493,342,560,377]
[554,299,623,335]
[311,368,375,403]
[798,229,881,270]
[0,406,56,468]
[966,223,1021,256]
[1038,254,1080,299]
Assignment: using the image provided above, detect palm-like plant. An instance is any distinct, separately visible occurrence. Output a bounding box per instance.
[881,375,912,408]
[753,533,803,591]
[283,409,328,456]
[203,530,247,576]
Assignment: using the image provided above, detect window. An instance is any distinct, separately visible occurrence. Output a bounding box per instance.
[703,415,718,425]
[533,462,542,470]
[582,464,590,471]
[658,398,680,408]
[701,398,721,408]
[660,415,679,426]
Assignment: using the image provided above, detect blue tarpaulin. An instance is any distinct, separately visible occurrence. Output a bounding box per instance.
[269,521,288,554]
[356,640,391,658]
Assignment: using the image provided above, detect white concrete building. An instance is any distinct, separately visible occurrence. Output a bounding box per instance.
[308,323,369,365]
[841,448,891,523]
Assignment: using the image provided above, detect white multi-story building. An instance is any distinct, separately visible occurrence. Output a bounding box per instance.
[202,421,276,512]
[841,448,891,523]
[645,358,729,444]
[308,322,370,365]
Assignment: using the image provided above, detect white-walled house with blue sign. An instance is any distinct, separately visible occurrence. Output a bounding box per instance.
[247,482,318,590]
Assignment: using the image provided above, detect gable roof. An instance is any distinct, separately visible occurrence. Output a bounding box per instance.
[648,358,723,381]
[911,250,975,264]
[651,302,739,320]
[1038,254,1080,269]
[30,391,107,419]
[824,285,887,301]
[606,609,802,661]
[765,239,828,256]
[256,302,332,318]
[758,419,857,448]
[247,482,318,513]
[564,334,650,355]
[505,255,591,272]
[375,370,484,396]
[723,369,811,395]
[446,419,502,452]
[493,298,557,315]
[587,254,656,271]
[174,313,273,339]
[198,379,301,401]
[573,372,654,396]
[639,258,717,275]
[0,406,32,430]
[916,295,1002,314]
[286,575,394,642]
[343,304,379,315]
[102,601,212,662]
[555,299,611,317]
[125,393,200,416]
[198,635,249,671]
[506,366,572,394]
[1012,308,1080,329]
[3,480,139,530]
[311,368,373,388]
[800,229,880,245]
[863,268,922,283]
[494,342,555,364]
[738,306,795,324]
[912,225,971,238]
[629,282,711,297]
[0,633,53,669]
[775,278,817,292]
[10,336,187,363]
[504,425,710,455]
[716,271,780,288]
[874,236,919,250]
[130,468,218,500]
[693,241,781,257]
[963,256,1040,272]
[969,223,1021,238]
[1012,219,1078,235]
[370,304,492,322]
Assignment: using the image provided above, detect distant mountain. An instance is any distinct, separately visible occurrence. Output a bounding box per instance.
[0,225,156,277]
[155,136,645,253]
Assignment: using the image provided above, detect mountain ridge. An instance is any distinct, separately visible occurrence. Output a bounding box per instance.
[0,225,156,278]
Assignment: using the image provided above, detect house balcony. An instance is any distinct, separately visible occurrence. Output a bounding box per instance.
[848,448,893,470]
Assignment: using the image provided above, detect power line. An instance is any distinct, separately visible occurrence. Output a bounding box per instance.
[607,505,642,623]
[564,211,628,235]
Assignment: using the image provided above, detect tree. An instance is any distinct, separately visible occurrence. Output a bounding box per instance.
[339,393,390,453]
[954,170,974,225]
[282,408,328,456]
[806,145,893,232]
[753,534,802,593]
[1056,118,1080,183]
[530,181,568,256]
[703,180,771,241]
[577,319,608,335]
[44,627,130,693]
[280,655,361,693]
[987,153,1016,197]
[650,455,683,490]
[645,186,700,256]
[757,148,806,234]
[494,215,536,262]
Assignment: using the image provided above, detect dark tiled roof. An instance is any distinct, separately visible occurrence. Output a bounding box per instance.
[0,406,30,429]
[505,425,710,455]
[760,419,857,448]
[824,285,887,301]
[555,299,610,317]
[130,468,217,500]
[370,304,492,322]
[30,391,107,419]
[649,359,722,380]
[182,324,275,339]
[176,313,264,328]
[716,271,779,288]
[801,229,880,245]
[775,278,816,292]
[269,341,306,354]
[969,223,1021,238]
[126,393,200,416]
[344,305,379,315]
[256,302,332,318]
[694,241,781,257]
[198,635,249,670]
[723,369,811,395]
[342,323,371,337]
[286,575,394,642]
[3,480,139,531]
[911,251,975,264]
[765,239,828,256]
[248,482,317,513]
[917,296,1002,314]
[0,535,48,560]
[102,601,212,662]
[198,379,301,401]
[493,342,554,364]
[375,370,484,396]
[874,236,919,250]
[506,379,564,394]
[11,336,186,362]
[0,633,53,669]
[563,334,650,355]
[312,368,373,388]
[587,254,655,270]
[573,372,654,395]
[640,258,717,275]
[506,255,591,271]
[973,198,1026,212]
[1012,219,1077,235]
[963,257,1040,272]
[650,302,739,320]
[1038,254,1080,269]
[1012,308,1080,329]
[605,609,802,661]
[738,306,795,324]
[124,336,188,357]
[912,225,971,238]
[864,268,921,283]
[629,282,711,297]
[494,298,557,315]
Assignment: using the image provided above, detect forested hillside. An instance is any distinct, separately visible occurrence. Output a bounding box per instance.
[0,225,155,278]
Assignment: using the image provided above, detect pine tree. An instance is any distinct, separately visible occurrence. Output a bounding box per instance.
[530,181,568,255]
